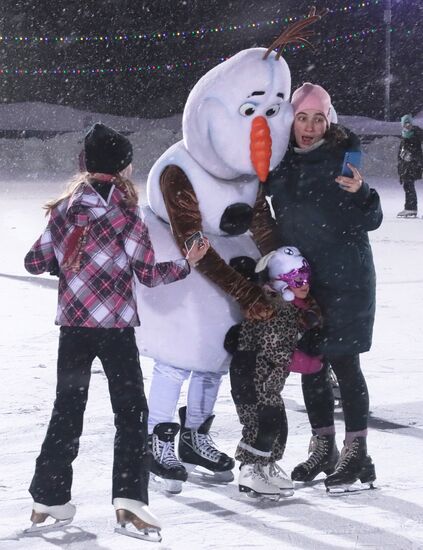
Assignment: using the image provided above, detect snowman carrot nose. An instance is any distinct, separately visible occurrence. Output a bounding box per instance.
[250,116,272,183]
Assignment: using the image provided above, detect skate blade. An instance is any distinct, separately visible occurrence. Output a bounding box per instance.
[278,488,295,498]
[239,485,281,501]
[23,518,73,535]
[326,481,376,495]
[115,525,162,542]
[184,463,234,483]
[150,474,184,494]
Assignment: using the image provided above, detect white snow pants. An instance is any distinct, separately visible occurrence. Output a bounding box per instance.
[147,361,223,432]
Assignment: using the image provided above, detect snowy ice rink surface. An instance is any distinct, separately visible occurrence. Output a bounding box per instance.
[0,176,422,550]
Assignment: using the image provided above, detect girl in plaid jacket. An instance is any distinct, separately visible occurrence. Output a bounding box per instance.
[24,123,208,541]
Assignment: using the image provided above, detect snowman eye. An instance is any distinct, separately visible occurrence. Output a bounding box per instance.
[239,103,256,117]
[265,104,281,117]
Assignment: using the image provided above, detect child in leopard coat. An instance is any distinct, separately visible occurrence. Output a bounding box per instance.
[224,246,322,499]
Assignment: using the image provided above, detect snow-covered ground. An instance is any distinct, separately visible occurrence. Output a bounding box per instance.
[0,106,423,549]
[0,174,423,550]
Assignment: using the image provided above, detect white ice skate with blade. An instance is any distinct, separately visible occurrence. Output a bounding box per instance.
[24,501,76,534]
[238,464,282,500]
[113,498,162,542]
[263,463,295,497]
[397,209,417,218]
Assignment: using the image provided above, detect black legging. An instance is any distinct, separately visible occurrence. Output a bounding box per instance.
[301,354,369,433]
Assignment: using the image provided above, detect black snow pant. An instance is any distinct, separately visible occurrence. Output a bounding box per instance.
[29,327,150,506]
[301,354,369,433]
[229,350,289,466]
[400,176,417,211]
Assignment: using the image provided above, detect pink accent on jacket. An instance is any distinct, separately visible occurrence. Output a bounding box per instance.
[25,182,190,328]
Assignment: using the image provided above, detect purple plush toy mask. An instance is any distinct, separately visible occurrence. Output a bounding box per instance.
[274,260,311,288]
[255,246,311,301]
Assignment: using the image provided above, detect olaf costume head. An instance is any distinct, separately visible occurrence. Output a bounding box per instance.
[183,48,294,182]
[255,246,311,302]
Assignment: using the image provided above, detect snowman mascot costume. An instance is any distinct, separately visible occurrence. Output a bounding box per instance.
[137,13,325,494]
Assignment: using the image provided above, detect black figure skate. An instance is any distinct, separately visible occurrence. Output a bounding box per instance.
[325,437,376,494]
[291,434,340,482]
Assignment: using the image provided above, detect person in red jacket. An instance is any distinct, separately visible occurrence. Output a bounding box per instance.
[24,123,208,541]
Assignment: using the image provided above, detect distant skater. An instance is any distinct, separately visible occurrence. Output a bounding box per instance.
[396,114,423,218]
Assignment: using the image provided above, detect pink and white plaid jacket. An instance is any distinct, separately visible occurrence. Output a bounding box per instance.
[25,182,190,328]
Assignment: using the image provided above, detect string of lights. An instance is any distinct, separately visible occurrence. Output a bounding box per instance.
[0,0,381,46]
[2,25,408,78]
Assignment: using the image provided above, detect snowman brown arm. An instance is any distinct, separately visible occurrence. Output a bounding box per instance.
[160,165,272,314]
[250,186,278,255]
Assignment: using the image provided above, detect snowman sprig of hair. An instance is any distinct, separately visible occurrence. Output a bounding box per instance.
[255,246,310,302]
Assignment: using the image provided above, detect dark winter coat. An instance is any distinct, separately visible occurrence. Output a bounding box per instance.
[265,125,383,356]
[398,126,423,181]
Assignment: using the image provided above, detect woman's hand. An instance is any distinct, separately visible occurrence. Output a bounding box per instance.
[335,164,363,193]
[185,237,210,267]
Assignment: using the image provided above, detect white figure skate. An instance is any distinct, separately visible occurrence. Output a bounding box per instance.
[238,464,282,500]
[262,463,295,497]
[113,498,162,542]
[24,501,76,534]
[397,209,417,218]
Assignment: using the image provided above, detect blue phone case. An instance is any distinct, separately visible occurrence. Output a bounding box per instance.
[341,151,362,177]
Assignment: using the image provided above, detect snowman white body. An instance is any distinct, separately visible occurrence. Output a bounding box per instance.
[136,48,293,373]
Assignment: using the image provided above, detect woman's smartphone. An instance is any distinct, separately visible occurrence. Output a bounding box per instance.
[341,151,362,177]
[184,231,204,250]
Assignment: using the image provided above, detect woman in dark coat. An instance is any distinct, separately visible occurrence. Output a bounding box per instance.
[397,113,423,218]
[265,83,383,491]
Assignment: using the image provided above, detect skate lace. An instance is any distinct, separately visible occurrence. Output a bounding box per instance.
[334,441,359,472]
[268,462,288,480]
[193,432,222,461]
[245,463,268,481]
[302,438,329,472]
[157,440,182,468]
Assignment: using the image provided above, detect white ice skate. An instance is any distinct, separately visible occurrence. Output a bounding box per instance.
[238,464,282,500]
[113,498,162,542]
[397,209,417,218]
[262,463,295,497]
[24,501,76,534]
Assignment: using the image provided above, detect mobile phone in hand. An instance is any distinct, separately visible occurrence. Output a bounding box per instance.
[184,231,204,251]
[341,151,362,178]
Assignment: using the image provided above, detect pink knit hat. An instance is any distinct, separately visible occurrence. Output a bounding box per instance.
[291,83,331,125]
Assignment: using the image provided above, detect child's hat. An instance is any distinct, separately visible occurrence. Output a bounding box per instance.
[255,246,311,301]
[84,123,133,175]
[401,114,413,126]
[291,82,332,126]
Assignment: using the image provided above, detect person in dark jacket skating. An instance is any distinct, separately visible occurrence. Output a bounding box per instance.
[396,114,423,218]
[265,83,383,491]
